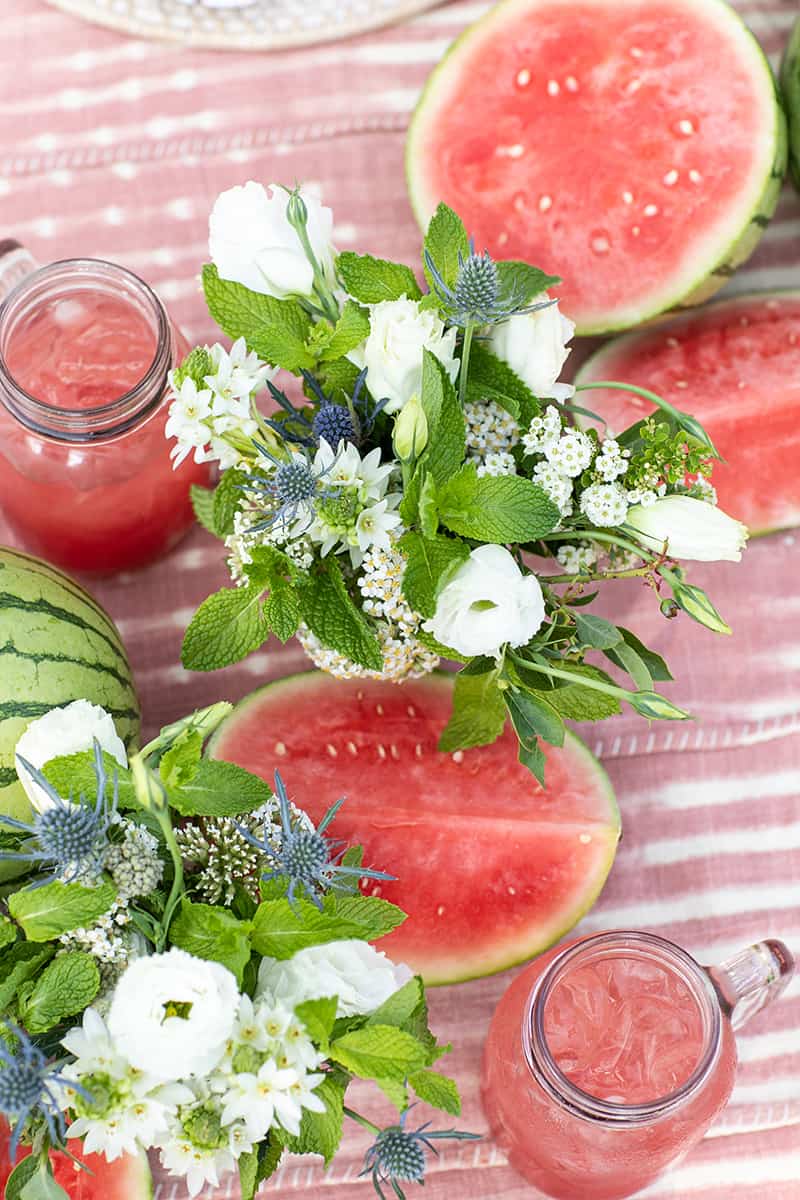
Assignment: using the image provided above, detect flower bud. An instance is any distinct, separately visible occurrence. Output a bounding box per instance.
[393,394,429,462]
[629,690,690,721]
[626,495,748,562]
[672,582,732,636]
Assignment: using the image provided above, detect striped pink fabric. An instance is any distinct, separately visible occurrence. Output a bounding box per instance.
[1,1,799,1196]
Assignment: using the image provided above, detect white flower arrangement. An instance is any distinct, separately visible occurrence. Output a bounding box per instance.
[0,703,475,1199]
[169,182,747,782]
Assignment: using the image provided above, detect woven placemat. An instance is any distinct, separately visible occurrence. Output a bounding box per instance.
[44,0,443,49]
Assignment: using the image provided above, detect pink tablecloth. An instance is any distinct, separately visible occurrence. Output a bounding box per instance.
[1,1,799,1196]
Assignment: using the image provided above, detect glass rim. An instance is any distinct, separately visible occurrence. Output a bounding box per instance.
[0,257,171,443]
[523,931,722,1126]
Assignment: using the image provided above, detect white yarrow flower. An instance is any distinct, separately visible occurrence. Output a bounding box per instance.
[15,701,127,814]
[349,296,459,415]
[257,939,413,1018]
[544,430,594,478]
[532,462,574,517]
[522,405,562,455]
[580,482,630,527]
[626,495,748,562]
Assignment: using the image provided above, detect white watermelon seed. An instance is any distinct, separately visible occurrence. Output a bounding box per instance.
[376,703,384,715]
[407,705,417,717]
[508,886,517,896]
[629,46,644,58]
[390,745,400,760]
[372,885,383,897]
[547,80,560,96]
[377,744,387,759]
[689,169,703,184]
[676,119,695,136]
[666,337,679,347]
[415,743,423,758]
[632,225,641,236]
[437,905,446,917]
[275,741,287,756]
[452,750,464,763]
[644,204,659,217]
[626,78,642,95]
[675,381,688,389]
[497,231,509,246]
[579,833,592,844]
[356,690,364,700]
[347,741,358,756]
[565,76,579,92]
[738,380,746,389]
[663,169,679,186]
[516,68,531,87]
[538,194,553,212]
[326,743,338,758]
[591,233,611,255]
[623,191,634,204]
[739,316,749,327]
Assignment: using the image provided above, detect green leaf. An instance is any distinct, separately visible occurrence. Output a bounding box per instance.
[42,752,136,810]
[238,1151,259,1200]
[604,641,653,692]
[0,943,55,1010]
[399,532,469,619]
[320,299,371,360]
[170,900,252,984]
[10,881,116,942]
[617,628,673,682]
[409,1069,461,1116]
[257,1136,284,1186]
[464,342,539,424]
[337,252,421,303]
[167,759,272,817]
[544,664,622,721]
[295,995,338,1049]
[418,351,466,487]
[437,465,560,543]
[316,356,362,403]
[281,1074,345,1165]
[366,977,424,1028]
[0,914,18,951]
[212,468,248,538]
[159,730,204,790]
[19,1161,70,1200]
[299,558,383,672]
[251,893,406,960]
[573,613,622,651]
[506,689,565,748]
[190,484,217,535]
[264,579,302,644]
[5,1155,39,1200]
[202,264,314,373]
[181,583,270,672]
[671,581,731,636]
[423,203,469,291]
[375,1076,409,1110]
[19,952,100,1034]
[438,668,506,753]
[495,261,560,306]
[518,738,546,786]
[330,1024,429,1081]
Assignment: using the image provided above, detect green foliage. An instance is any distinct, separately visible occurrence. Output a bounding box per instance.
[543,665,622,721]
[43,751,136,809]
[465,342,539,424]
[295,995,338,1050]
[329,1024,429,1081]
[14,1158,69,1200]
[202,264,314,372]
[437,464,560,542]
[319,299,371,360]
[399,532,469,619]
[299,558,383,672]
[0,915,16,951]
[181,583,270,671]
[19,952,100,1033]
[416,351,466,487]
[337,252,422,303]
[170,900,252,984]
[438,668,506,752]
[166,758,272,817]
[212,468,248,538]
[190,484,217,535]
[409,1069,461,1116]
[0,943,54,1011]
[251,893,406,960]
[495,261,560,306]
[573,612,622,651]
[423,203,469,291]
[281,1075,346,1165]
[9,880,117,942]
[506,688,565,748]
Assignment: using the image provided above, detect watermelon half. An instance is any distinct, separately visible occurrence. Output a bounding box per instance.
[209,672,620,985]
[574,291,800,534]
[406,0,787,334]
[781,16,800,190]
[0,1131,152,1200]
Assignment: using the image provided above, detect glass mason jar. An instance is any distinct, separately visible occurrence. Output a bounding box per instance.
[0,243,212,574]
[481,930,794,1200]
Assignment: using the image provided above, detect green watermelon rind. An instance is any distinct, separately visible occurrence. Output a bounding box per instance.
[208,670,621,986]
[0,546,140,826]
[405,0,788,335]
[573,288,800,537]
[780,16,800,191]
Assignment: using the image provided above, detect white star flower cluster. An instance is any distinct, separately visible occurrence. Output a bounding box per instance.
[464,398,519,476]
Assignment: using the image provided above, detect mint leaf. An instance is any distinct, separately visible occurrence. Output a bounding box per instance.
[496,261,560,305]
[466,342,538,424]
[10,881,116,942]
[400,533,469,619]
[367,977,424,1028]
[321,299,371,360]
[282,1074,345,1165]
[167,759,272,818]
[423,203,469,291]
[409,1069,461,1116]
[438,668,506,752]
[190,484,217,535]
[418,351,466,487]
[573,613,622,651]
[264,581,301,643]
[544,664,622,721]
[212,468,247,538]
[252,894,405,960]
[617,628,673,681]
[0,943,54,1010]
[202,264,313,373]
[519,738,546,786]
[316,356,362,403]
[181,584,269,672]
[20,952,100,1034]
[0,916,16,951]
[299,558,383,672]
[159,730,204,790]
[330,1024,428,1081]
[506,689,565,748]
[238,1152,259,1200]
[438,466,560,543]
[170,900,252,984]
[338,252,421,303]
[375,1076,409,1110]
[43,751,136,810]
[295,995,338,1048]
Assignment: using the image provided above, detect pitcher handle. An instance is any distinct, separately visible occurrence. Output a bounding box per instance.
[0,240,38,303]
[706,940,794,1030]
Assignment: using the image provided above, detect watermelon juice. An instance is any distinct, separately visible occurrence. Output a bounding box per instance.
[0,257,210,574]
[482,931,793,1199]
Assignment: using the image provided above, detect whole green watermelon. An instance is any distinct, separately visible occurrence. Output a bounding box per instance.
[0,547,140,824]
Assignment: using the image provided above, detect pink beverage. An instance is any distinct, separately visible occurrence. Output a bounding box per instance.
[482,931,794,1200]
[0,253,211,574]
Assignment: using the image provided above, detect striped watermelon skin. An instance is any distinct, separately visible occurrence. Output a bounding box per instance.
[0,547,140,822]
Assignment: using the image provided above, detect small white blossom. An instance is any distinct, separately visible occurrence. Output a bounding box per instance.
[532,461,574,518]
[220,1059,304,1140]
[475,450,517,478]
[354,497,403,553]
[626,488,658,507]
[521,406,562,455]
[594,438,630,482]
[580,482,629,527]
[463,400,519,455]
[14,701,127,814]
[103,818,163,903]
[544,429,594,478]
[556,543,599,575]
[159,1136,237,1199]
[165,377,213,468]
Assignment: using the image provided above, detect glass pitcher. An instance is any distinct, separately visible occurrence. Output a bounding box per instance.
[0,241,212,575]
[481,930,795,1200]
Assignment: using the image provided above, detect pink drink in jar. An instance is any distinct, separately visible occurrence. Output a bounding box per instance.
[482,931,794,1200]
[0,249,211,574]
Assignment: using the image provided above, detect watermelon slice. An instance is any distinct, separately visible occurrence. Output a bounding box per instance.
[574,291,800,535]
[0,1131,152,1200]
[209,672,620,985]
[782,16,800,190]
[406,0,787,334]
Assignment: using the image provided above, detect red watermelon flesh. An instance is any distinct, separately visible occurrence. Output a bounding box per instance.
[575,291,800,534]
[406,0,785,334]
[209,672,620,985]
[0,1130,151,1199]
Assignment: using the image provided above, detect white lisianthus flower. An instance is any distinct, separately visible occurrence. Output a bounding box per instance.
[626,495,748,562]
[489,295,575,400]
[423,545,546,659]
[257,940,413,1018]
[15,700,127,814]
[107,949,239,1081]
[349,297,458,415]
[209,181,335,300]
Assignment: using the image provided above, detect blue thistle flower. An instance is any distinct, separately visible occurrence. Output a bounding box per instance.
[238,771,394,911]
[361,1111,480,1199]
[0,1027,78,1161]
[0,742,116,887]
[312,402,357,448]
[425,241,555,327]
[244,444,337,535]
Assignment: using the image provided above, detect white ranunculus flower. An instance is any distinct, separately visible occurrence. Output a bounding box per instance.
[625,495,748,562]
[14,700,128,814]
[209,181,335,300]
[424,545,546,658]
[256,940,413,1017]
[107,949,239,1081]
[349,297,458,415]
[489,294,575,400]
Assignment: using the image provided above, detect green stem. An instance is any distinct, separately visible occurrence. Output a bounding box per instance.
[344,1107,382,1137]
[155,812,185,951]
[458,323,475,407]
[538,566,653,584]
[509,651,632,703]
[537,527,657,563]
[575,379,672,411]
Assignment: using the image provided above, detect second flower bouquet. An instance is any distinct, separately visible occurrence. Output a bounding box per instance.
[171,183,748,782]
